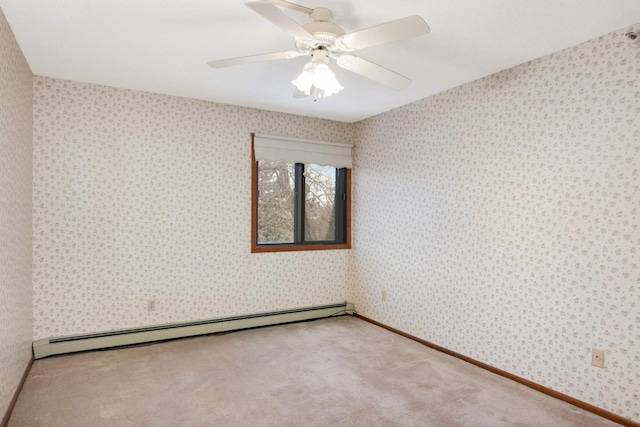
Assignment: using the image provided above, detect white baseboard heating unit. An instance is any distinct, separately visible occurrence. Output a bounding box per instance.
[33,302,355,359]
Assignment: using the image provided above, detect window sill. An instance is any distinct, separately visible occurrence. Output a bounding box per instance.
[251,243,351,253]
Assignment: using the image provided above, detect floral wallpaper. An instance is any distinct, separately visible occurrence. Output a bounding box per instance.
[20,13,640,425]
[32,77,355,339]
[350,24,640,422]
[0,8,33,419]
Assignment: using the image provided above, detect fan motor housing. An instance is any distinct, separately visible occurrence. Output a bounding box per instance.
[303,21,345,38]
[309,7,333,22]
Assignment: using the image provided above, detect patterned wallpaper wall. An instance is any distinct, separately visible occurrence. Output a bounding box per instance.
[32,77,355,339]
[0,9,33,419]
[23,15,639,424]
[350,25,640,422]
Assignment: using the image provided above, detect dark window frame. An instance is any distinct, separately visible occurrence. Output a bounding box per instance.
[251,136,351,253]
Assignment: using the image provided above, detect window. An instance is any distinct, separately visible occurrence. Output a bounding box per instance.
[251,134,351,252]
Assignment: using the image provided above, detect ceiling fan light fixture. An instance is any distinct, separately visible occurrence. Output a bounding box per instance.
[318,69,343,98]
[292,60,343,99]
[312,63,334,89]
[292,62,314,95]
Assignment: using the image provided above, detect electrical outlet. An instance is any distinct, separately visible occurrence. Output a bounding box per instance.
[381,290,388,302]
[592,349,605,368]
[147,299,156,312]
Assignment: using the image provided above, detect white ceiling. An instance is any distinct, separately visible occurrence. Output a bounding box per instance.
[2,0,640,123]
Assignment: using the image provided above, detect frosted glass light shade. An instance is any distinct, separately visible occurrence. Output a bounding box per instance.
[292,63,314,95]
[291,61,343,99]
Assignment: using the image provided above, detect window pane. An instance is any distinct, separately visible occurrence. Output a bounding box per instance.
[304,164,336,241]
[257,161,295,244]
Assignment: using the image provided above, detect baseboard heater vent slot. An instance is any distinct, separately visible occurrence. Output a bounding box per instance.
[33,302,354,359]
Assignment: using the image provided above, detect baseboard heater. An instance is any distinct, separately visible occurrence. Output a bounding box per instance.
[33,301,355,359]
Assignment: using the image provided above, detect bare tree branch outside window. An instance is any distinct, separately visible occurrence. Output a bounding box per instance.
[304,164,336,241]
[257,161,295,243]
[257,161,337,244]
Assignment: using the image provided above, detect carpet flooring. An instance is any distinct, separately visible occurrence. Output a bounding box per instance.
[9,316,620,426]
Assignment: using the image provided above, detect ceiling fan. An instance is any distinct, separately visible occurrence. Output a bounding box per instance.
[207,0,430,99]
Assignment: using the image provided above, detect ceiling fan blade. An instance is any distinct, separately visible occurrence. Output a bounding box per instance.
[262,0,313,15]
[246,2,314,42]
[335,15,430,51]
[335,54,411,90]
[208,50,304,68]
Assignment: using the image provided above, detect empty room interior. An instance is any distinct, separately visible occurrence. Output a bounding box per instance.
[1,0,639,425]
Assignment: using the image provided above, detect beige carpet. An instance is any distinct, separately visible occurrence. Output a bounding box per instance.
[9,316,620,426]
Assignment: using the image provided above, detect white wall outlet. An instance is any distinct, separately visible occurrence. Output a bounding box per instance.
[592,348,605,368]
[147,299,156,312]
[381,290,388,302]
